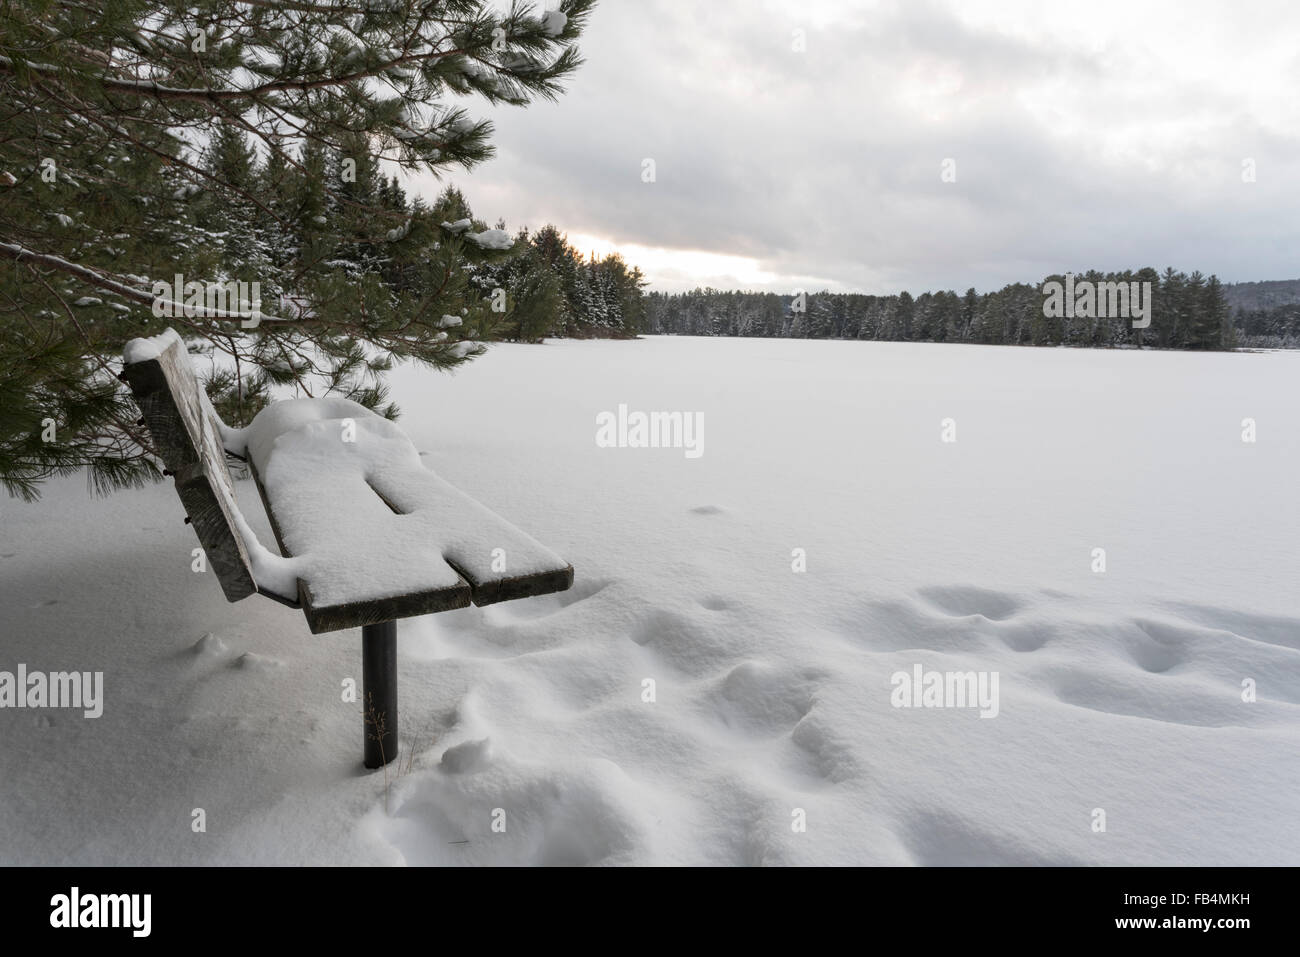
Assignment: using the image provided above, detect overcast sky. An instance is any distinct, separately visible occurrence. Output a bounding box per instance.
[411,0,1300,295]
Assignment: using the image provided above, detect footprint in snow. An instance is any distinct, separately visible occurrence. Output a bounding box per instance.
[440,738,493,774]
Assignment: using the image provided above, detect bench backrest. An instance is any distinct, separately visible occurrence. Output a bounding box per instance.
[121,332,257,602]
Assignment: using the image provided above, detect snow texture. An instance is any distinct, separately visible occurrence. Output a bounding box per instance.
[121,327,182,364]
[226,396,566,608]
[5,337,1299,865]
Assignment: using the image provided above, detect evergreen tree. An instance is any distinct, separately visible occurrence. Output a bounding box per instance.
[1157,267,1185,348]
[961,288,978,341]
[0,0,596,499]
[507,264,566,342]
[1189,273,1227,350]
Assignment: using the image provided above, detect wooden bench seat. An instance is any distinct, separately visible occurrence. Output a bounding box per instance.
[239,395,574,633]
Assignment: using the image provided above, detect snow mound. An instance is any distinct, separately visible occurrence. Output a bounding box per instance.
[374,754,664,866]
[122,327,182,364]
[191,632,228,659]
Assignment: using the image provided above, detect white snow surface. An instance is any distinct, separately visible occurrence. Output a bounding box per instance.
[226,396,566,608]
[3,337,1299,865]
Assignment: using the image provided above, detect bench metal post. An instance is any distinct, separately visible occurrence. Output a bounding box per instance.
[362,620,398,769]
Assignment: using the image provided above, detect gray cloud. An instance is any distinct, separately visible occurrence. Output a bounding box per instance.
[411,0,1300,294]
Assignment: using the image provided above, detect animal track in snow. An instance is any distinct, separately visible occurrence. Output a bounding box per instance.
[1130,620,1192,674]
[708,661,816,737]
[996,621,1051,653]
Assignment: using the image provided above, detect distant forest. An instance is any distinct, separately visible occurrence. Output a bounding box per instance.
[642,271,1300,350]
[1223,279,1300,349]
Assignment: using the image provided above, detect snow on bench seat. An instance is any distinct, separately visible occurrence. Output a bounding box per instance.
[233,397,573,633]
[121,329,573,635]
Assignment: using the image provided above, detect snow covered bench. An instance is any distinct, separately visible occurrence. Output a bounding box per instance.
[120,329,573,768]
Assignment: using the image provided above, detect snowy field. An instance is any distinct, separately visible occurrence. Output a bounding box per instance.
[2,335,1299,866]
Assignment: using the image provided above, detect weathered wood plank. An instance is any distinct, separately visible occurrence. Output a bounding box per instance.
[122,335,257,602]
[456,563,575,607]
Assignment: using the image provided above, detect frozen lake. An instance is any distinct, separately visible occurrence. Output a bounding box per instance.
[3,336,1298,864]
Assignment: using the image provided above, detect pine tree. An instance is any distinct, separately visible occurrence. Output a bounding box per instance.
[894,291,914,341]
[618,263,648,334]
[1158,267,1185,348]
[961,288,978,341]
[0,0,596,499]
[1194,275,1228,350]
[509,263,565,341]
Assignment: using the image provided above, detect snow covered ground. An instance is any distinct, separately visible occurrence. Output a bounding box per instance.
[2,336,1299,866]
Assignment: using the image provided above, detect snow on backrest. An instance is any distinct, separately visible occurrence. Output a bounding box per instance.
[121,331,257,602]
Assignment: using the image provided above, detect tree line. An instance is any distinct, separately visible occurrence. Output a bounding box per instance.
[1231,304,1300,349]
[644,268,1238,350]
